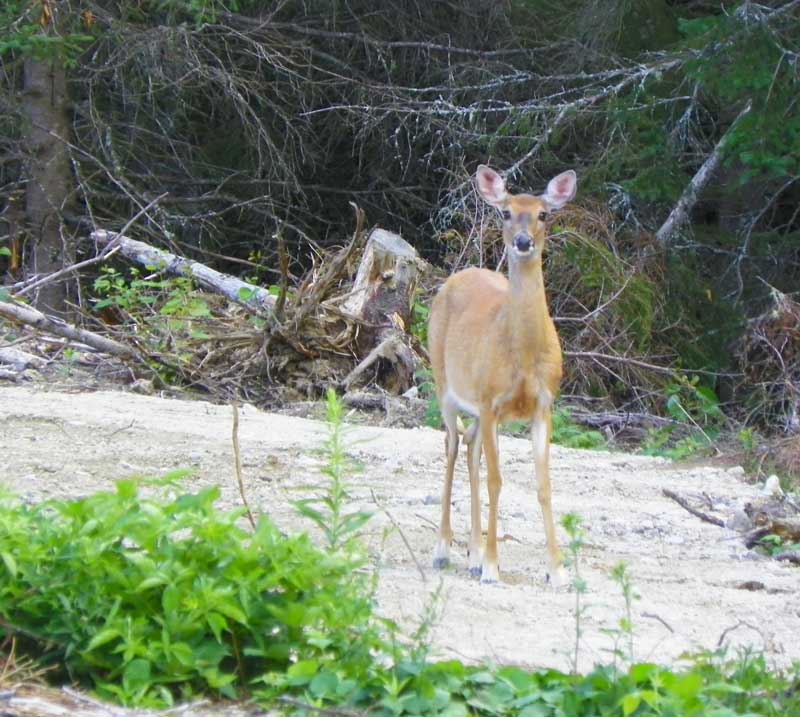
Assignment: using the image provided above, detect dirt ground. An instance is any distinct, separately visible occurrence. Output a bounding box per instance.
[1,383,799,675]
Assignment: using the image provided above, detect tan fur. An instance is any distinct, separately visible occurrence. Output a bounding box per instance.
[428,175,570,584]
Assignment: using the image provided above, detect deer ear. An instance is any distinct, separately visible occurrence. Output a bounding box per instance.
[475,165,508,207]
[542,170,577,209]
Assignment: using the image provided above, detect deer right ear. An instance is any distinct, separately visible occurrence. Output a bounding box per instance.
[475,165,508,207]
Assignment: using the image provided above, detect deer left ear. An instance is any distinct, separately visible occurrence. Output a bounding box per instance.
[542,170,577,209]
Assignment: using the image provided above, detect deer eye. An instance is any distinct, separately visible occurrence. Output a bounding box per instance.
[501,209,511,221]
[538,211,549,222]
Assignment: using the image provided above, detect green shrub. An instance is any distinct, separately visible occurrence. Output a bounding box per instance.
[553,232,657,353]
[0,472,380,707]
[552,408,607,450]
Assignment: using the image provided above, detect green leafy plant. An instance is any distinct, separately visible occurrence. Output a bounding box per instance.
[561,512,588,674]
[1,467,799,715]
[755,533,800,560]
[0,2,93,64]
[93,267,210,321]
[604,562,638,669]
[642,428,710,461]
[551,407,607,449]
[292,389,373,552]
[642,375,725,460]
[664,375,724,431]
[0,470,380,707]
[498,408,606,450]
[410,300,430,345]
[738,427,758,455]
[92,266,213,348]
[415,368,442,428]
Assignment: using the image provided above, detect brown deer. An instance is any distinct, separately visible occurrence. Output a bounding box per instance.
[428,165,577,585]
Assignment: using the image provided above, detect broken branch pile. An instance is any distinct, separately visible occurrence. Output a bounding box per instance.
[1,212,425,405]
[734,287,800,434]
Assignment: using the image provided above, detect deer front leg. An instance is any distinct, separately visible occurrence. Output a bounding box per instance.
[531,404,567,587]
[433,399,459,569]
[480,412,502,584]
[464,419,483,578]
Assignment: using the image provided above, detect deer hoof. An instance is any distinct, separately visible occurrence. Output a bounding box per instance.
[547,566,569,588]
[468,566,482,579]
[480,564,500,584]
[432,557,450,570]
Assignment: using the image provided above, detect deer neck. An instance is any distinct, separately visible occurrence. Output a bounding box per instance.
[506,256,550,361]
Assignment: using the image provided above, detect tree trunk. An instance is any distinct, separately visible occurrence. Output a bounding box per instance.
[341,229,423,393]
[22,56,73,315]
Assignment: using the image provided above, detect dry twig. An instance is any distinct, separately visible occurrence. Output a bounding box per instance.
[231,403,257,530]
[662,489,725,528]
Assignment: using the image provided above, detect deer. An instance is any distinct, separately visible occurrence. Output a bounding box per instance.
[428,164,577,585]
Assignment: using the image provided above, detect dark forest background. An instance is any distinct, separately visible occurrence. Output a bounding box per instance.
[1,0,799,441]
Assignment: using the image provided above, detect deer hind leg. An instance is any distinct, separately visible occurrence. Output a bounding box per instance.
[531,401,567,587]
[433,395,459,569]
[464,419,483,578]
[479,411,502,584]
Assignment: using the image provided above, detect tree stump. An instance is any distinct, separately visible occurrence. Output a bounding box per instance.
[342,229,423,394]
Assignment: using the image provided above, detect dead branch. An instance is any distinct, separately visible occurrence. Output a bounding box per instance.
[656,101,752,246]
[715,619,765,649]
[641,612,675,633]
[277,695,367,717]
[343,335,408,391]
[231,403,257,530]
[370,488,427,583]
[662,489,725,528]
[0,347,46,371]
[281,203,366,334]
[273,226,290,322]
[91,230,277,315]
[565,350,676,375]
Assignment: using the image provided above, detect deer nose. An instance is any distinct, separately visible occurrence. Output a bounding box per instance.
[513,234,532,252]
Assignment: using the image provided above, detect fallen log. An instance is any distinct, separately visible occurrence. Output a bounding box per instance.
[0,346,47,371]
[91,230,276,315]
[0,301,139,360]
[571,410,678,429]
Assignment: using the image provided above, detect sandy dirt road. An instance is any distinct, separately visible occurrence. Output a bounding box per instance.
[1,385,798,673]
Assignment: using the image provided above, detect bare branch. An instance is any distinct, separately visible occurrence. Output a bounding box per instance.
[656,101,752,246]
